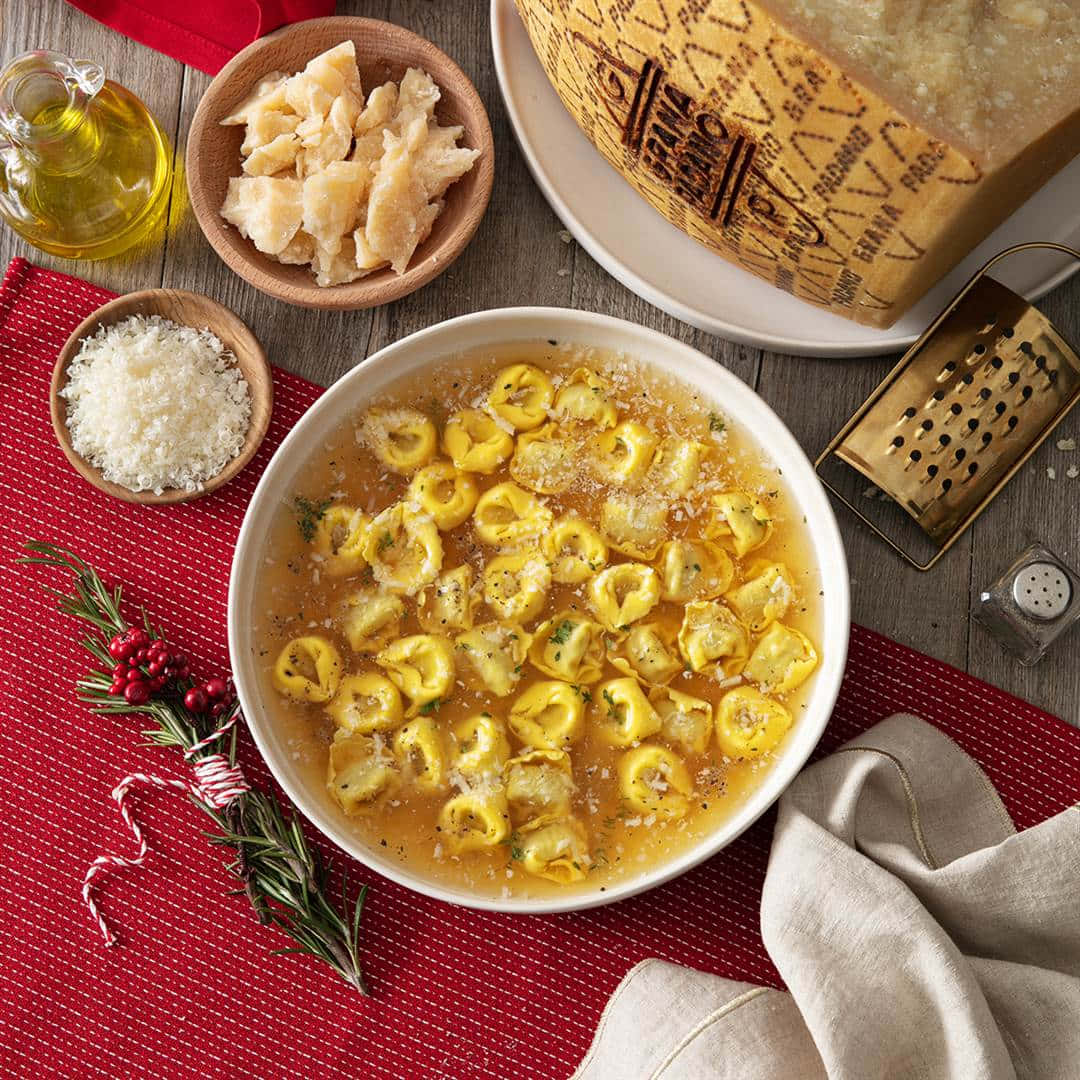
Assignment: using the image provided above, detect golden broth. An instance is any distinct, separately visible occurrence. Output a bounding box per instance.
[252,343,822,899]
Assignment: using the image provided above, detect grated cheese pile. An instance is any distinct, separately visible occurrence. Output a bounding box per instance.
[61,314,252,494]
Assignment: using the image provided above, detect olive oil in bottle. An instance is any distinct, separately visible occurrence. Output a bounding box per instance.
[0,50,173,260]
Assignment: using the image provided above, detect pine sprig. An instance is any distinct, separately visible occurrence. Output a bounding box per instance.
[20,541,369,994]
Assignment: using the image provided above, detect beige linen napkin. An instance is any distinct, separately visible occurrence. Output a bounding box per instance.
[573,714,1080,1080]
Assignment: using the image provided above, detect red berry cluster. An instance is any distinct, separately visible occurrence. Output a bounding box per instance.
[107,626,190,705]
[184,677,236,719]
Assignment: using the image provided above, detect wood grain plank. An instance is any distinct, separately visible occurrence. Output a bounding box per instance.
[755,350,975,670]
[966,274,1080,723]
[0,0,184,293]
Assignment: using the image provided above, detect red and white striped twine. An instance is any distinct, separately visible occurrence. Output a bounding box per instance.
[83,717,250,946]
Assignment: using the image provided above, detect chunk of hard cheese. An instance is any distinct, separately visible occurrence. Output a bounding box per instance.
[515,0,1080,327]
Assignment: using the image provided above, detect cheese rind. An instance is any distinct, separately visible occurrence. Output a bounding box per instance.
[515,0,1080,327]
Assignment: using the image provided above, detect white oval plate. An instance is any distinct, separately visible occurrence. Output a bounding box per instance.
[491,0,1080,358]
[229,308,850,913]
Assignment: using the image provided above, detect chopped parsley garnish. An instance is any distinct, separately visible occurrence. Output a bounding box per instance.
[377,530,394,552]
[709,412,726,433]
[549,619,575,645]
[292,496,331,543]
[419,698,443,716]
[602,688,619,718]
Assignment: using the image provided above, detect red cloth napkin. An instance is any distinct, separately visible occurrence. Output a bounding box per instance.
[2,257,1079,1078]
[65,0,336,75]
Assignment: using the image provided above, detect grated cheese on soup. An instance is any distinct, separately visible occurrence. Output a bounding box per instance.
[61,314,252,494]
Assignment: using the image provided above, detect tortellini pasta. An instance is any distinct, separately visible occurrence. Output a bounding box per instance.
[341,589,404,654]
[455,621,531,697]
[650,686,713,755]
[656,540,734,604]
[508,680,586,750]
[743,623,818,694]
[442,408,514,473]
[596,677,662,746]
[588,563,661,631]
[610,622,682,686]
[649,436,706,496]
[600,494,668,560]
[311,504,369,576]
[472,482,553,548]
[715,686,792,758]
[417,565,477,633]
[552,367,617,429]
[264,356,826,893]
[617,744,694,820]
[510,423,579,494]
[594,422,659,488]
[483,553,552,622]
[504,749,575,820]
[327,730,400,813]
[528,611,606,684]
[439,791,511,853]
[488,363,554,431]
[725,562,795,633]
[515,816,590,884]
[407,462,479,531]
[540,516,608,583]
[326,672,403,733]
[452,713,511,777]
[273,635,342,702]
[361,407,437,473]
[376,634,455,714]
[677,601,749,677]
[362,502,442,594]
[705,492,773,557]
[393,716,447,792]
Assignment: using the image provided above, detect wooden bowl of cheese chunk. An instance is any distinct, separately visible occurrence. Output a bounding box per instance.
[187,17,495,309]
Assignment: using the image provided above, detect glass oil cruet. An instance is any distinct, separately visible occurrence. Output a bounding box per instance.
[0,50,173,260]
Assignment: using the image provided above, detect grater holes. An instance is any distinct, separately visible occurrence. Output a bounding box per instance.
[902,406,917,419]
[941,478,953,493]
[990,356,1004,370]
[949,403,962,415]
[1006,371,1020,387]
[1001,326,1015,339]
[937,360,957,381]
[981,431,993,448]
[1020,385,1033,403]
[994,401,1007,416]
[954,447,966,462]
[891,435,905,448]
[1047,368,1059,384]
[938,433,951,447]
[961,373,974,386]
[926,464,939,478]
[974,343,987,355]
[979,387,992,401]
[967,462,978,477]
[980,314,998,333]
[967,418,979,431]
[909,449,922,463]
[1035,354,1047,370]
[1006,415,1019,431]
[931,390,945,403]
[921,419,934,431]
[1020,341,1033,355]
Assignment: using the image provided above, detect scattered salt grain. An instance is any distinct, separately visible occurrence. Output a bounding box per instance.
[1047,466,1057,480]
[61,314,251,494]
[557,229,573,244]
[1068,466,1079,479]
[556,267,570,277]
[1057,438,1076,451]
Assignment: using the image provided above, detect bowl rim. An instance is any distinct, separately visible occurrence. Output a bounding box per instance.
[185,15,495,311]
[228,307,850,913]
[50,288,272,506]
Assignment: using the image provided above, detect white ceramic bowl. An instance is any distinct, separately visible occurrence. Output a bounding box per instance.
[229,308,850,913]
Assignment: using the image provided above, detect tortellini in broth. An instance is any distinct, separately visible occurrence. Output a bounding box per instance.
[261,345,821,895]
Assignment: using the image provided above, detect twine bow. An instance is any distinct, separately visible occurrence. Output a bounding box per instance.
[83,711,249,946]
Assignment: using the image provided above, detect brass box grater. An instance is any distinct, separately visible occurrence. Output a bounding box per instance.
[816,243,1080,570]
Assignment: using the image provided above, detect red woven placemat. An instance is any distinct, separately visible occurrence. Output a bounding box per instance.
[2,257,1078,1079]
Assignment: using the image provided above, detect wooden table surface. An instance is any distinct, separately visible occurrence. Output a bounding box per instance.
[5,1,1078,723]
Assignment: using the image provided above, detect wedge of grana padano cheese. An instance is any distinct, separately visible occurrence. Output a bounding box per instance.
[514,0,1080,327]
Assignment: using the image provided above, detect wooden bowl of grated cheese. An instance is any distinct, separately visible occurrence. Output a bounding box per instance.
[186,16,495,309]
[50,289,272,505]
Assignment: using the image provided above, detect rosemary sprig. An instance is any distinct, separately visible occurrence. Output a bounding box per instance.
[21,541,369,994]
